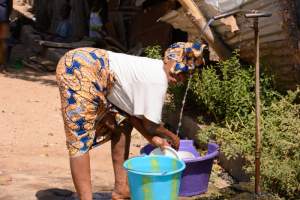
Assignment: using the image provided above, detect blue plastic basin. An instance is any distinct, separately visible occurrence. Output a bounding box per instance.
[123,156,186,200]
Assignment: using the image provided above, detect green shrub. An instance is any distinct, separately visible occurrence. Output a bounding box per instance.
[191,53,300,199]
[190,52,279,122]
[167,83,187,110]
[144,45,162,59]
[200,90,300,199]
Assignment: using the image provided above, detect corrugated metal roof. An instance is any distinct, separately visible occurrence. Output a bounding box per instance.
[160,0,300,90]
[205,0,246,12]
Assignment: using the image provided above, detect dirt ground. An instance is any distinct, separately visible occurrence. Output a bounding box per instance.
[0,68,143,200]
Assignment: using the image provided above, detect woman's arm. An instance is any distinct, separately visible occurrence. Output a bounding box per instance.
[129,116,180,150]
[99,112,180,150]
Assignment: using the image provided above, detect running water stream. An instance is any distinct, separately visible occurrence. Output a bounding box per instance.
[176,74,192,135]
[176,18,215,135]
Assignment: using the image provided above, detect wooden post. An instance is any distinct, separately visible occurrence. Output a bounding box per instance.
[176,0,231,60]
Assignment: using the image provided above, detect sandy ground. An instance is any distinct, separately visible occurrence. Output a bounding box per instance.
[0,69,143,200]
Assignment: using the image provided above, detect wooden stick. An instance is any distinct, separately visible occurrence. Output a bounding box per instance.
[38,40,96,49]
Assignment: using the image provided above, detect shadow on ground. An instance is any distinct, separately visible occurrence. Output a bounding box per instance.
[36,188,112,200]
[192,183,281,200]
[1,67,57,87]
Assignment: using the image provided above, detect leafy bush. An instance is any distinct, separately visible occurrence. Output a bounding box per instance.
[190,52,280,122]
[168,52,279,121]
[144,45,162,59]
[260,91,300,198]
[200,90,300,199]
[190,53,300,199]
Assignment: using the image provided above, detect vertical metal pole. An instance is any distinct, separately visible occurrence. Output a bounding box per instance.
[245,11,271,197]
[254,17,261,196]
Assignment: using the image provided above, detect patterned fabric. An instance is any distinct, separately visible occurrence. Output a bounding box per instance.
[164,41,207,74]
[56,47,125,157]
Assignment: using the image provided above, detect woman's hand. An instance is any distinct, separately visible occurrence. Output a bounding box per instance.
[129,116,180,150]
[151,136,170,149]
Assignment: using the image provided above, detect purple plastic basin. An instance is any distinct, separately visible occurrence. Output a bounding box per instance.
[140,140,219,197]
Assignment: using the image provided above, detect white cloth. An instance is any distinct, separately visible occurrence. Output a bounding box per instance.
[107,51,168,124]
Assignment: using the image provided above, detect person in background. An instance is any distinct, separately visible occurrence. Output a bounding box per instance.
[0,0,12,71]
[56,41,206,200]
[89,0,106,40]
[55,3,72,41]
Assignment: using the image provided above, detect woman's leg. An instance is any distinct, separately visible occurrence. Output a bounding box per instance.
[56,48,114,200]
[70,153,93,200]
[111,122,132,199]
[55,51,104,200]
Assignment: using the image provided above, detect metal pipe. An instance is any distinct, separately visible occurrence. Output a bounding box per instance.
[213,10,241,20]
[245,11,272,197]
[214,10,272,21]
[245,12,272,18]
[254,17,261,196]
